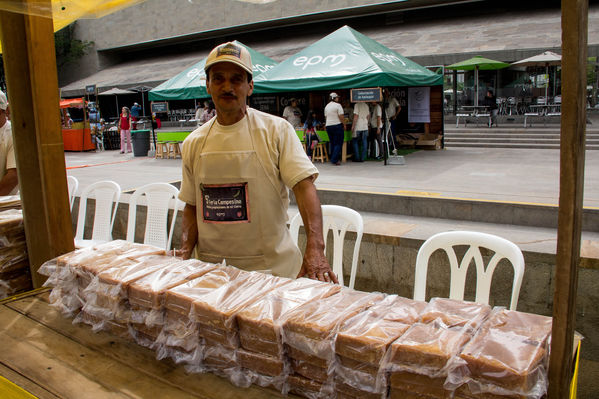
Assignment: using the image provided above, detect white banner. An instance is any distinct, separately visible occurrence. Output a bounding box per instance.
[408,87,430,123]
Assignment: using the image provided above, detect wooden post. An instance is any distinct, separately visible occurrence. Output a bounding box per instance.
[0,0,75,288]
[548,0,588,397]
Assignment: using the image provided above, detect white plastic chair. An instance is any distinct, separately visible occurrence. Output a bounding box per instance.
[67,175,79,211]
[75,180,121,248]
[289,204,363,289]
[413,231,525,310]
[126,182,180,250]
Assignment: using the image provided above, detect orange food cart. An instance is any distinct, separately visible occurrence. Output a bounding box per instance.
[60,97,95,151]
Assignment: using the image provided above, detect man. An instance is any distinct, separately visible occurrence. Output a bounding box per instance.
[130,102,141,129]
[384,89,401,147]
[177,42,336,283]
[484,89,498,127]
[0,90,18,195]
[282,98,302,129]
[368,101,383,159]
[324,92,345,166]
[351,100,369,162]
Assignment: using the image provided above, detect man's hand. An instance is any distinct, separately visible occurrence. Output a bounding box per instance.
[292,177,338,284]
[296,241,338,283]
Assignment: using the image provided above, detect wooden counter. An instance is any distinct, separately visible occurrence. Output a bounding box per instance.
[0,289,291,398]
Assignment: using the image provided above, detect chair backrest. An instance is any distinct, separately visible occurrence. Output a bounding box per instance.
[126,182,180,250]
[67,176,79,211]
[289,204,364,289]
[413,231,525,310]
[75,181,121,242]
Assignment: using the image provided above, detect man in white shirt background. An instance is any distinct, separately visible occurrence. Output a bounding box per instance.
[324,92,345,166]
[282,98,303,129]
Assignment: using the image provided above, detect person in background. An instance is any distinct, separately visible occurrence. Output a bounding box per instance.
[177,41,334,283]
[283,98,303,129]
[0,90,18,195]
[130,102,141,129]
[324,92,345,166]
[368,101,383,160]
[351,100,369,162]
[65,113,73,129]
[384,89,401,146]
[200,101,216,124]
[119,106,133,154]
[303,110,320,158]
[194,104,204,126]
[484,89,498,127]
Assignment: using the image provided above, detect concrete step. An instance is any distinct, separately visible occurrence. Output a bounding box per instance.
[445,142,599,150]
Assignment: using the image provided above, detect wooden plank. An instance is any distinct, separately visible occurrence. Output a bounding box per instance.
[0,0,75,289]
[0,301,201,399]
[6,292,287,399]
[0,362,60,399]
[548,1,588,398]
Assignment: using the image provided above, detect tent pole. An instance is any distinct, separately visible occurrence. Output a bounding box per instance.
[474,67,479,107]
[548,0,587,397]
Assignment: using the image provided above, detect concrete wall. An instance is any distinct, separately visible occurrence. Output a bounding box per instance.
[71,196,599,362]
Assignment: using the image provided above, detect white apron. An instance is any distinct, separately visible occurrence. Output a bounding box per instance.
[194,117,302,278]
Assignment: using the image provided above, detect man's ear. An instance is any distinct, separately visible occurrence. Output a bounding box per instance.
[248,80,254,97]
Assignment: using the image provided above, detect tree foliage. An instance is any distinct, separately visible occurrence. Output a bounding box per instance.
[54,23,94,68]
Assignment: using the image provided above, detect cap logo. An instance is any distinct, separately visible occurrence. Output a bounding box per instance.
[217,43,242,59]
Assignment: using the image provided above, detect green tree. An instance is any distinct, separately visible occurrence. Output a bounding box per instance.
[54,23,94,68]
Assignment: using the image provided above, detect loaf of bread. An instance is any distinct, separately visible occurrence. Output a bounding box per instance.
[335,295,421,365]
[290,357,329,383]
[202,344,238,370]
[237,349,284,377]
[482,308,552,345]
[420,298,491,330]
[198,323,238,349]
[286,345,329,369]
[458,328,547,393]
[128,259,218,309]
[334,378,386,399]
[78,241,166,275]
[164,266,245,316]
[282,288,385,362]
[454,383,529,399]
[192,271,290,331]
[389,370,451,398]
[237,277,341,342]
[287,374,326,398]
[389,386,449,399]
[337,355,379,377]
[238,332,279,357]
[388,322,472,370]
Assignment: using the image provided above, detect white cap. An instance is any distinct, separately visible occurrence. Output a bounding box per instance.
[205,42,253,76]
[0,90,8,111]
[330,92,339,99]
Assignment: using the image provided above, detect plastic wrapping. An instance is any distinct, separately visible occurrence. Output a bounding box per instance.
[384,322,472,376]
[236,277,342,355]
[191,271,291,331]
[287,374,333,399]
[164,266,245,316]
[445,313,551,399]
[0,210,30,299]
[157,308,201,353]
[420,297,491,331]
[128,258,218,309]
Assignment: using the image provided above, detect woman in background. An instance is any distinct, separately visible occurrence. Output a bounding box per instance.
[119,106,132,154]
[303,110,321,158]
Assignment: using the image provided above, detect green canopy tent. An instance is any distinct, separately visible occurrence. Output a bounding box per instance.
[149,41,278,101]
[252,25,442,93]
[446,56,510,107]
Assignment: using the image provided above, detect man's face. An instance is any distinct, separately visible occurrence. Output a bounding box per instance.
[206,62,253,114]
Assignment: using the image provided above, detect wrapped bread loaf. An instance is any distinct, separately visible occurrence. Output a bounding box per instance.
[335,378,385,399]
[164,266,245,316]
[128,259,218,309]
[420,297,491,330]
[389,370,449,398]
[287,374,331,399]
[482,309,552,345]
[237,349,285,377]
[283,288,384,360]
[387,322,472,371]
[192,271,290,331]
[336,295,426,365]
[236,277,341,355]
[458,328,547,394]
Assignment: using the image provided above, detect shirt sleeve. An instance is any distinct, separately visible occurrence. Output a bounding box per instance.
[5,139,15,170]
[278,121,318,188]
[178,138,197,206]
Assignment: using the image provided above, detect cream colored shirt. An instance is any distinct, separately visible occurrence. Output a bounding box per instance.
[324,101,344,126]
[353,102,370,131]
[180,108,318,207]
[0,121,17,195]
